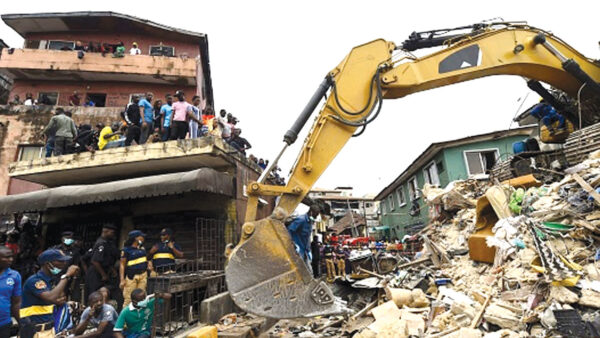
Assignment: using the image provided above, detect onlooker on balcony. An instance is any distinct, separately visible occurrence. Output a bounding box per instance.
[102,122,126,150]
[69,91,81,106]
[23,93,34,106]
[124,95,142,146]
[129,42,141,55]
[160,94,174,141]
[169,90,202,140]
[138,92,154,144]
[97,123,121,150]
[189,95,202,139]
[9,94,21,105]
[42,108,77,156]
[152,99,163,135]
[74,41,85,51]
[84,97,96,107]
[201,106,214,136]
[112,42,125,58]
[228,128,252,156]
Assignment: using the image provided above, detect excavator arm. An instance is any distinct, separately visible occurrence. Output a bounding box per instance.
[225,23,600,319]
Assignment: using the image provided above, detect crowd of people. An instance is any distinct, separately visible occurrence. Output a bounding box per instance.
[35,90,254,158]
[0,218,183,337]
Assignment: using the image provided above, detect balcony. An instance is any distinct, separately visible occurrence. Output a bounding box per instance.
[0,48,197,85]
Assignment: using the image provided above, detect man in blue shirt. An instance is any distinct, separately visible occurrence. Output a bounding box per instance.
[0,246,21,337]
[160,94,174,141]
[20,249,79,338]
[138,92,154,144]
[287,205,321,274]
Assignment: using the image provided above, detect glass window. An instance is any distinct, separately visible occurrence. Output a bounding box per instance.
[38,92,58,105]
[408,177,419,200]
[396,186,406,206]
[149,45,175,57]
[388,195,394,211]
[465,150,499,176]
[48,40,75,51]
[18,145,44,161]
[424,162,440,186]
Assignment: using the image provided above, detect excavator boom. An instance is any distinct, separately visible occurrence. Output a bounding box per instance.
[225,23,600,318]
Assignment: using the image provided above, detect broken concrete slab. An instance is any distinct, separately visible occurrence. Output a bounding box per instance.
[578,289,600,308]
[200,292,235,324]
[483,303,522,330]
[549,285,579,304]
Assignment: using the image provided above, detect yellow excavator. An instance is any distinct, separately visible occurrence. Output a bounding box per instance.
[225,22,600,318]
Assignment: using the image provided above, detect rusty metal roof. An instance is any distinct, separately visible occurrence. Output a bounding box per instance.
[0,168,233,214]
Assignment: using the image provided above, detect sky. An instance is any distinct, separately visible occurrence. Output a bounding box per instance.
[1,0,599,199]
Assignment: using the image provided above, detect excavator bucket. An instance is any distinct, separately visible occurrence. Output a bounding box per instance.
[225,213,347,318]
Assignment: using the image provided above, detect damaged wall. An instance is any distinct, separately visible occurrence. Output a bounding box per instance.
[9,80,195,108]
[0,105,125,195]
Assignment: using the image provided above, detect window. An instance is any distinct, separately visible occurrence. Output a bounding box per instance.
[381,201,386,214]
[86,93,107,107]
[423,162,440,186]
[408,176,419,200]
[437,160,444,173]
[48,40,75,51]
[388,195,394,211]
[149,45,175,57]
[464,149,499,176]
[37,92,58,105]
[396,186,406,206]
[18,145,44,161]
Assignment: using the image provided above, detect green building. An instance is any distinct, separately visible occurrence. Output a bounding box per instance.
[374,126,536,240]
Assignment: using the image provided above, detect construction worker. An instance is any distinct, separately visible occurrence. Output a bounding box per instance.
[148,228,183,274]
[20,249,79,338]
[119,230,151,307]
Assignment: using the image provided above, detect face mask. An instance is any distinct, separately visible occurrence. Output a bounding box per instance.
[63,238,74,246]
[309,216,316,222]
[48,263,62,275]
[137,240,144,246]
[135,298,149,308]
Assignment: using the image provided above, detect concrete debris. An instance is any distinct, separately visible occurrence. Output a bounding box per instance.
[217,152,600,337]
[549,285,579,303]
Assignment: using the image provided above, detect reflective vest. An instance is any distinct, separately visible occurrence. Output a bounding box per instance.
[152,242,178,268]
[122,246,147,278]
[21,271,54,323]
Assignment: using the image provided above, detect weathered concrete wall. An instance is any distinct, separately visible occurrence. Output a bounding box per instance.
[10,80,195,108]
[0,105,125,195]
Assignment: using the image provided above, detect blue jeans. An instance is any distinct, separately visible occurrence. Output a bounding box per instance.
[45,137,55,157]
[104,138,125,149]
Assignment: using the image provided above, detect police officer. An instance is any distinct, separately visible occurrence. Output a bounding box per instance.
[20,249,79,338]
[85,224,119,300]
[148,228,183,274]
[51,231,82,302]
[119,230,150,307]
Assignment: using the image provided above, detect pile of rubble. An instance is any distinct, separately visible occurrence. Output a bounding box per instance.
[257,150,600,338]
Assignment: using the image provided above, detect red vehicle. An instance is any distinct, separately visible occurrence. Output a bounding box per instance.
[343,236,374,247]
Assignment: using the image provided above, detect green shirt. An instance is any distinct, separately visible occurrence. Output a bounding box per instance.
[113,298,156,334]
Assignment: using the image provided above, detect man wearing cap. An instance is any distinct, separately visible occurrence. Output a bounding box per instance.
[147,228,183,274]
[85,225,119,300]
[20,249,79,338]
[0,246,21,337]
[51,231,82,302]
[119,230,151,307]
[129,42,141,55]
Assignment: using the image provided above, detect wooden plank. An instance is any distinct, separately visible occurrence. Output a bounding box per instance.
[572,173,600,206]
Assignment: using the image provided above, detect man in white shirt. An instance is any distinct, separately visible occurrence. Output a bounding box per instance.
[129,42,141,55]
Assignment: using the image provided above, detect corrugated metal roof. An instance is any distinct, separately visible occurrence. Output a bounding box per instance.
[0,168,233,215]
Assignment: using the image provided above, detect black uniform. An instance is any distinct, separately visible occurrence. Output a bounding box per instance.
[85,237,119,298]
[310,241,321,278]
